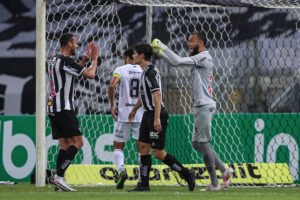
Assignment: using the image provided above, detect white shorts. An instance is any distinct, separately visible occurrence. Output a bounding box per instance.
[113,121,140,142]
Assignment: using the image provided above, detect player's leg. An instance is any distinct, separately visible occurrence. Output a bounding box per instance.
[57,110,83,178]
[114,141,128,189]
[210,147,233,188]
[128,114,151,192]
[128,141,151,192]
[114,142,125,173]
[48,113,66,178]
[53,110,83,192]
[132,122,142,185]
[113,121,131,189]
[191,105,221,190]
[151,108,195,191]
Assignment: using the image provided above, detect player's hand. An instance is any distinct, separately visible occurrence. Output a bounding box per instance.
[83,43,93,60]
[128,110,136,122]
[151,39,166,56]
[154,118,162,133]
[89,42,99,61]
[110,105,117,120]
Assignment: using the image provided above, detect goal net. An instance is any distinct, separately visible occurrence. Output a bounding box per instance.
[45,0,300,186]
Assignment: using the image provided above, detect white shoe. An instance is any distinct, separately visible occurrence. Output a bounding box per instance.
[201,184,221,191]
[222,168,234,189]
[53,175,77,192]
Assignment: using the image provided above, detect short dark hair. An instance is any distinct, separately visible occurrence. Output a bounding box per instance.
[133,43,153,61]
[60,33,74,47]
[123,48,134,60]
[192,32,207,46]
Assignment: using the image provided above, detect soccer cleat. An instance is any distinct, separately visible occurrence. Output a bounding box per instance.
[127,186,150,192]
[54,186,63,192]
[53,175,77,192]
[116,171,128,189]
[222,167,234,189]
[200,184,221,192]
[185,169,196,191]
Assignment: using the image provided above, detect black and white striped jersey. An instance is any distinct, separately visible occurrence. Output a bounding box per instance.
[46,54,86,113]
[139,64,164,111]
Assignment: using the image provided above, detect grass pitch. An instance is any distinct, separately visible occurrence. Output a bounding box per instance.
[0,183,300,200]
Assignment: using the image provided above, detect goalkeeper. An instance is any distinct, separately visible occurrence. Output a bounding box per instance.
[152,32,232,191]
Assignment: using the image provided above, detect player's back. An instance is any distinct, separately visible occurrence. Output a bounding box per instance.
[114,64,143,122]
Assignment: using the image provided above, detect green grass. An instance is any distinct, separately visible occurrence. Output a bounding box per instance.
[0,183,300,200]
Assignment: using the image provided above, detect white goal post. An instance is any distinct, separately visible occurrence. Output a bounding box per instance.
[36,0,46,187]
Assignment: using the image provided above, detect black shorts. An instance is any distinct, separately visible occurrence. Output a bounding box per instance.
[139,108,168,150]
[48,110,82,140]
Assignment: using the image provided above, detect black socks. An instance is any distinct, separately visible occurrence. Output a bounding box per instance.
[56,145,78,177]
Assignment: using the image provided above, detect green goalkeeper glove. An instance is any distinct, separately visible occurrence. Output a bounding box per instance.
[151,38,167,56]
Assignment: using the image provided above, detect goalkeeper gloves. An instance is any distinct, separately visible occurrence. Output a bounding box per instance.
[151,38,167,56]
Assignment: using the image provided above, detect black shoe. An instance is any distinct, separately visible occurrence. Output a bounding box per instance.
[136,182,142,187]
[185,169,196,191]
[128,186,150,192]
[116,171,128,189]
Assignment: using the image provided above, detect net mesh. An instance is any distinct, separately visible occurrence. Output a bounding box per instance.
[45,0,300,186]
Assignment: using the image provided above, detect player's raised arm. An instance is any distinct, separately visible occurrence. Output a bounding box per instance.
[82,42,99,79]
[151,39,195,67]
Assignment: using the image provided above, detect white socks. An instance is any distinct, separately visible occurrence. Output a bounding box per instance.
[114,149,125,172]
[114,150,142,183]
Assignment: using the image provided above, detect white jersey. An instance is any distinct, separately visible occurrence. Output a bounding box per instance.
[113,64,143,122]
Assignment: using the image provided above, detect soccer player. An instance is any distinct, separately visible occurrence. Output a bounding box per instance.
[47,33,99,192]
[151,32,233,191]
[108,48,143,189]
[128,44,195,192]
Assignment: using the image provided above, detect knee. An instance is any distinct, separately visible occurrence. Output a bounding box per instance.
[73,137,83,149]
[75,140,83,149]
[114,141,125,150]
[192,141,207,154]
[139,142,151,155]
[192,141,198,150]
[153,149,166,161]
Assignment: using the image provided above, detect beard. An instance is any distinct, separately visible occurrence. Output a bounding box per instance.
[70,48,76,56]
[189,46,199,56]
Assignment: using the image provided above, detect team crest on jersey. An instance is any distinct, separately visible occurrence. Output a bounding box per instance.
[200,57,207,61]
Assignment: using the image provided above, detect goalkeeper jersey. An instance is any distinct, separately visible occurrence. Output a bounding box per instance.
[162,48,216,107]
[190,50,216,107]
[113,64,143,122]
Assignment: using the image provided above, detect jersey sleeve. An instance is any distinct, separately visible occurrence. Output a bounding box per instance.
[163,47,195,67]
[63,57,86,76]
[145,69,160,93]
[112,67,122,79]
[191,52,212,69]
